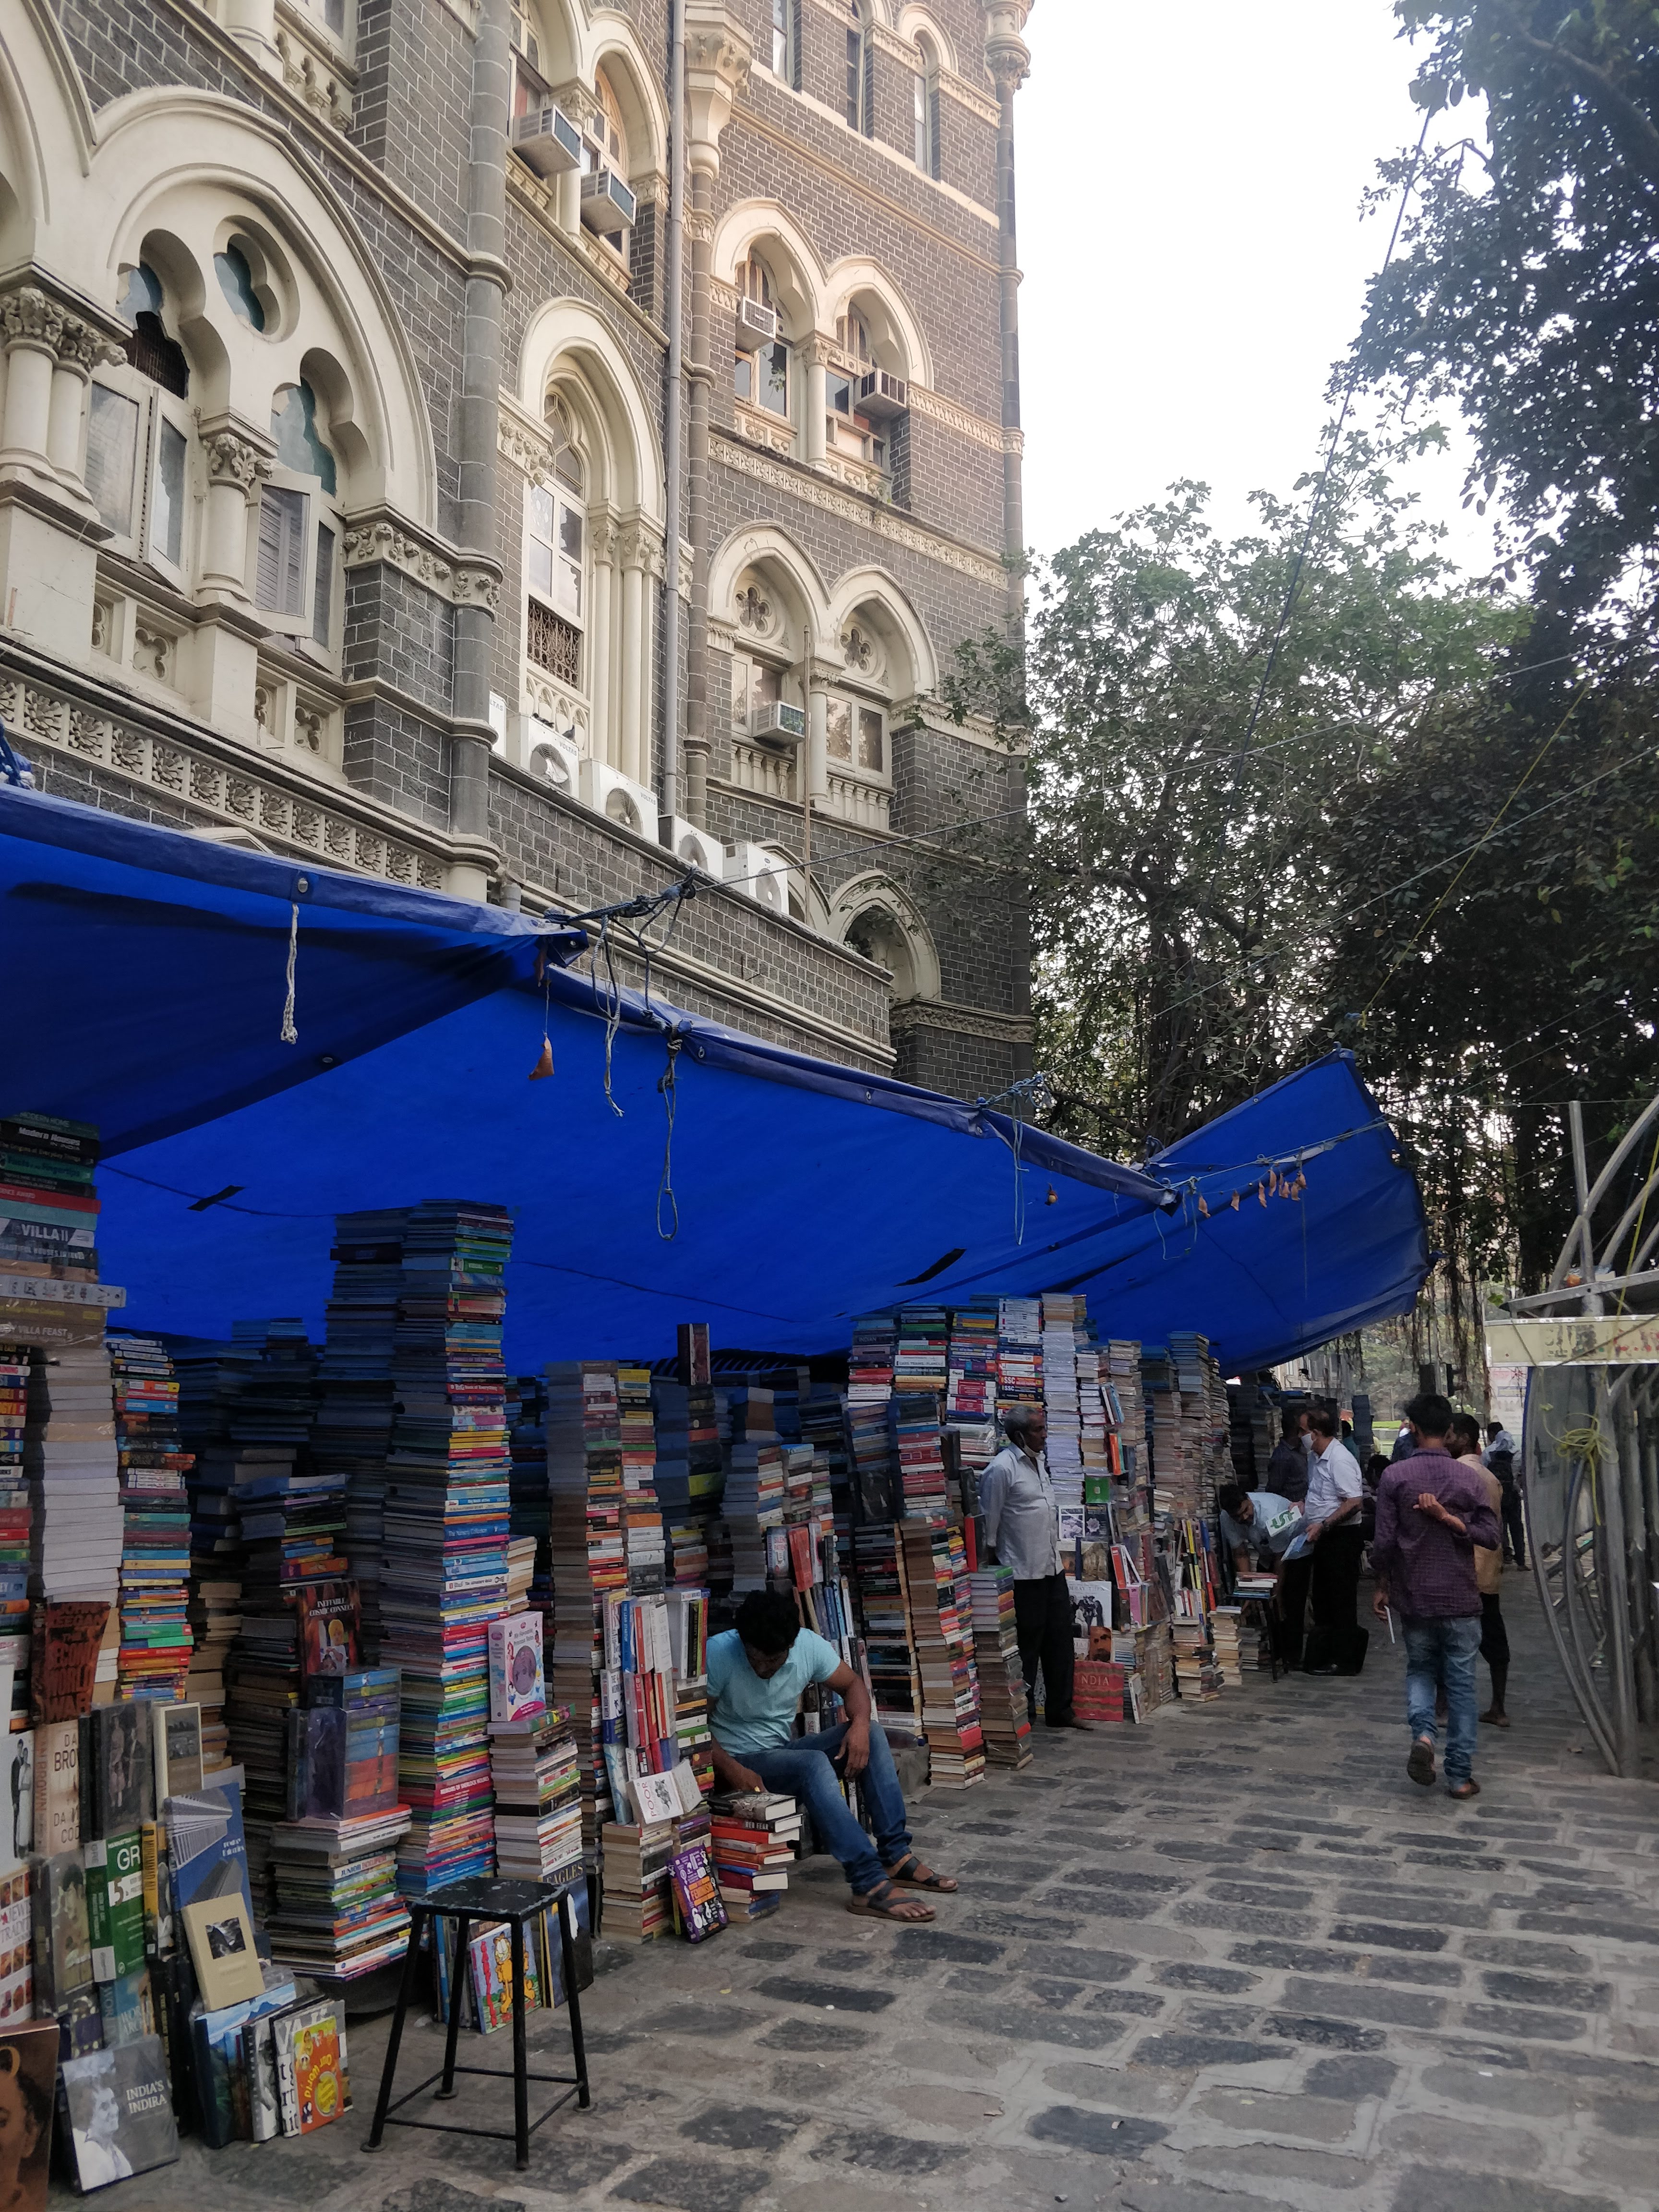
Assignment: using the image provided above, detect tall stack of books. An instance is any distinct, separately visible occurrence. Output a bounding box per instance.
[489,1703,583,1883]
[1041,1294,1085,1515]
[892,1306,948,1400]
[1075,1323,1111,1499]
[944,1300,999,1502]
[996,1297,1043,1412]
[708,1789,797,1923]
[720,1388,785,1592]
[850,1523,919,1727]
[799,1381,852,1529]
[382,1202,514,1897]
[617,1362,664,1594]
[173,1340,254,1769]
[315,1208,407,1661]
[652,1323,724,1590]
[267,1662,411,1981]
[890,1388,948,1523]
[899,1523,983,1788]
[1141,1348,1185,1519]
[1210,1605,1244,1686]
[965,1565,1031,1766]
[107,1335,192,1702]
[545,1361,630,1853]
[846,1314,897,1520]
[1173,1618,1221,1701]
[0,1352,26,1724]
[0,1110,101,1288]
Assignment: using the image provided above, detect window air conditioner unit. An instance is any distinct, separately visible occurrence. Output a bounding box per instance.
[749,700,806,745]
[736,298,778,345]
[580,169,637,233]
[527,719,581,795]
[724,842,792,915]
[514,106,583,177]
[856,369,909,421]
[578,757,654,837]
[667,818,723,878]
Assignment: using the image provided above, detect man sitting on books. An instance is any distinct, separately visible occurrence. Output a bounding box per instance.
[707,1589,956,1924]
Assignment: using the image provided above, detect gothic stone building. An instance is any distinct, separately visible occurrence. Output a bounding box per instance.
[0,0,1033,1095]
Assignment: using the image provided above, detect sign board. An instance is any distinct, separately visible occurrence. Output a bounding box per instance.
[1486,1358,1528,1430]
[1485,1317,1659,1368]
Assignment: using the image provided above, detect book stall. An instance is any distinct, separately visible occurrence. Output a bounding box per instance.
[0,1086,1264,2200]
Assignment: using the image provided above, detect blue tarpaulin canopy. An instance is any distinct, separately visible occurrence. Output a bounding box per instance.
[1,785,1429,1370]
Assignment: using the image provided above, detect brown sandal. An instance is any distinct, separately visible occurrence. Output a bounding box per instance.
[847,1878,934,1922]
[886,1854,958,1894]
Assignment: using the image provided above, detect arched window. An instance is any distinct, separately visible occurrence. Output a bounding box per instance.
[845,906,918,998]
[524,394,586,692]
[845,3,872,133]
[255,380,342,658]
[734,255,789,419]
[84,263,193,585]
[770,0,795,84]
[914,35,941,177]
[826,311,890,481]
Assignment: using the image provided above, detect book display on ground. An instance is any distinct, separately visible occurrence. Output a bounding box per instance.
[965,1565,1031,1766]
[899,1523,984,1789]
[706,1790,797,1923]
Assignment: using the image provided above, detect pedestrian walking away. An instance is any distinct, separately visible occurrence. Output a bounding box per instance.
[980,1404,1089,1731]
[1370,1393,1502,1797]
[1483,1420,1527,1569]
[1455,1413,1511,1726]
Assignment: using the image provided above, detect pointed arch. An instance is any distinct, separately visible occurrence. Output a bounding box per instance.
[0,0,97,260]
[709,521,832,654]
[712,202,826,339]
[822,257,932,386]
[516,297,665,523]
[827,565,938,697]
[825,869,941,1003]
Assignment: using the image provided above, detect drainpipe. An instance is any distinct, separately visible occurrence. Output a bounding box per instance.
[449,0,512,898]
[660,0,686,837]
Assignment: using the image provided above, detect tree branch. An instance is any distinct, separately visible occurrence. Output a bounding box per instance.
[1494,8,1659,185]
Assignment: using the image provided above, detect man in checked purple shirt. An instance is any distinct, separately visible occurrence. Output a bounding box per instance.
[1370,1393,1502,1798]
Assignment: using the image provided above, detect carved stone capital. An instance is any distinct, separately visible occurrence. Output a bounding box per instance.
[685,1,752,162]
[451,564,501,613]
[341,511,504,610]
[204,425,276,496]
[0,287,65,356]
[799,335,841,371]
[685,209,717,247]
[589,511,621,564]
[618,518,664,574]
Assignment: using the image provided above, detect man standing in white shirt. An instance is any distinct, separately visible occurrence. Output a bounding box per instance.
[980,1406,1088,1731]
[1297,1405,1368,1672]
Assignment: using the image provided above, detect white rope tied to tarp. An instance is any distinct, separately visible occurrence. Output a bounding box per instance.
[280,901,299,1045]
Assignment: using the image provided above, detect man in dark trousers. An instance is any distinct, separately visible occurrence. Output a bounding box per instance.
[1484,1420,1526,1568]
[981,1405,1087,1731]
[1265,1408,1310,1503]
[1371,1393,1502,1798]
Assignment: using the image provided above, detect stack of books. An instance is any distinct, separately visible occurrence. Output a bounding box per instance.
[708,1788,797,1923]
[617,1362,664,1593]
[1072,1657,1129,1722]
[488,1703,583,1883]
[1173,1618,1221,1701]
[380,1202,513,1898]
[1041,1294,1085,1515]
[173,1340,257,1770]
[851,1525,919,1728]
[652,1328,724,1591]
[846,1313,897,1522]
[890,1387,948,1522]
[599,1813,678,1941]
[944,1299,999,1502]
[545,1361,632,1852]
[26,1334,121,1617]
[720,1388,785,1594]
[107,1334,192,1703]
[892,1306,948,1398]
[799,1381,853,1533]
[0,1110,101,1286]
[1210,1604,1244,1686]
[0,1350,25,1723]
[314,1207,408,1661]
[265,1803,413,1982]
[995,1297,1043,1411]
[899,1522,984,1788]
[965,1564,1031,1766]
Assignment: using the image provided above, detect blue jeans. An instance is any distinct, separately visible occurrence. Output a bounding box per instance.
[1403,1613,1482,1783]
[744,1721,913,1896]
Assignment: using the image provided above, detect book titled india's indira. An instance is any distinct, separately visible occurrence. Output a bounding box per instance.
[61,2034,179,2191]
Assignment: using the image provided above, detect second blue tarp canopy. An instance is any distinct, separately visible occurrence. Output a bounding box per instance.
[1,784,1429,1369]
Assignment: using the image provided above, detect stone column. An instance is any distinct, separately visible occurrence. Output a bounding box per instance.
[803,337,831,467]
[618,520,650,789]
[682,6,752,827]
[223,0,281,72]
[199,419,275,601]
[588,511,617,767]
[806,660,832,810]
[983,2,1031,619]
[0,289,63,475]
[47,320,120,486]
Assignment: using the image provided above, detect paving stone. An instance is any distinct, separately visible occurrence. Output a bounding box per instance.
[1389,2168,1621,2212]
[1305,2054,1401,2098]
[1329,1921,1449,1952]
[1464,1938,1594,1972]
[1402,1849,1508,1871]
[925,1999,1128,2050]
[1026,2104,1172,2157]
[756,2018,868,2052]
[1130,2031,1293,2069]
[1022,1977,1085,2007]
[1193,2088,1355,2146]
[1183,2142,1371,2188]
[1419,2061,1577,2117]
[752,1975,895,2014]
[651,2003,765,2040]
[1043,2061,1189,2114]
[678,2104,808,2153]
[1083,1988,1167,2018]
[1518,1912,1659,1946]
[1019,1944,1137,1983]
[1382,2112,1551,2173]
[893,1928,1005,1965]
[737,1941,801,1961]
[1263,2013,1388,2051]
[1480,1970,1611,2011]
[942,1967,1004,1995]
[812,1947,879,1972]
[610,2158,763,2212]
[1175,1902,1315,1939]
[962,1907,1076,1939]
[809,2125,965,2175]
[1462,2003,1588,2043]
[1591,2094,1659,2138]
[1283,1977,1447,2028]
[1156,1964,1259,1994]
[882,2084,1006,2128]
[1206,1880,1308,1907]
[379,2188,524,2212]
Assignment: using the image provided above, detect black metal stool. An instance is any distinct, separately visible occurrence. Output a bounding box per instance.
[364,1875,590,2171]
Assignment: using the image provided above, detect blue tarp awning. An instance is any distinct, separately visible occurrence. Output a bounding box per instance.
[1,785,1429,1369]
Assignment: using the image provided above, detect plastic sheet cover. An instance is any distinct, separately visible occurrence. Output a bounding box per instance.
[1,786,1428,1369]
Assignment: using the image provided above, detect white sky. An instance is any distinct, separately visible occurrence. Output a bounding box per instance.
[1017,0,1500,576]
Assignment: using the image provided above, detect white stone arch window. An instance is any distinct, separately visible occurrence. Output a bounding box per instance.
[253,378,344,661]
[84,264,195,590]
[914,33,941,178]
[845,3,874,134]
[825,310,890,481]
[733,256,790,421]
[730,567,802,742]
[582,69,632,272]
[524,394,587,695]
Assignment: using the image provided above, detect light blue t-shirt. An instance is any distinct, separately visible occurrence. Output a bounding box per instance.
[706,1627,842,1755]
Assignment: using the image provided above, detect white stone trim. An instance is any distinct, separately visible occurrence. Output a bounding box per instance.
[939,70,1000,128]
[906,382,1006,454]
[887,998,1033,1043]
[711,429,1007,587]
[340,514,501,611]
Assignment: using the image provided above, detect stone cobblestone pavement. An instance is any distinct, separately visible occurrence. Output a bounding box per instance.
[86,1573,1659,2212]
